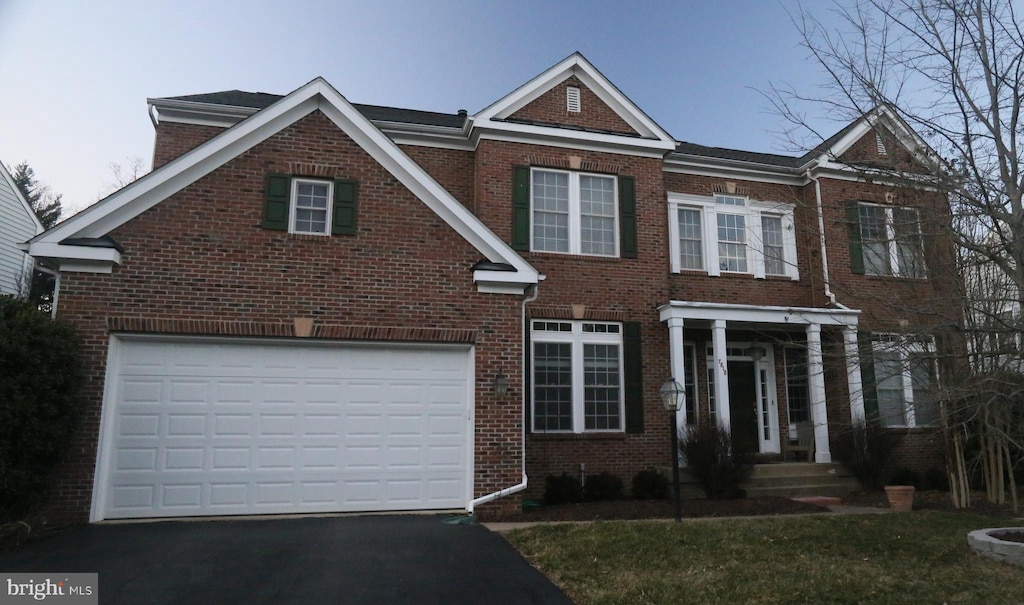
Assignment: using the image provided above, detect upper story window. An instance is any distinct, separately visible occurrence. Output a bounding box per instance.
[849,202,926,278]
[532,168,618,256]
[668,193,799,280]
[263,173,358,236]
[532,320,624,433]
[291,179,333,235]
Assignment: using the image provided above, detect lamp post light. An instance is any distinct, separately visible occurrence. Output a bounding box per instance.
[659,378,686,522]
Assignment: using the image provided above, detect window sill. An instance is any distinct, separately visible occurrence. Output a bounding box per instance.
[530,431,629,441]
[527,251,623,262]
[672,270,794,281]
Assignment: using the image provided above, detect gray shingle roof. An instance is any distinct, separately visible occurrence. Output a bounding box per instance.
[157,90,467,128]
[158,90,866,167]
[672,141,806,168]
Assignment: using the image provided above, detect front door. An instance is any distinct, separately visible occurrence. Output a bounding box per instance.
[728,360,758,455]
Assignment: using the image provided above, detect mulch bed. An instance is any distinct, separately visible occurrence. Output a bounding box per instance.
[492,490,1024,523]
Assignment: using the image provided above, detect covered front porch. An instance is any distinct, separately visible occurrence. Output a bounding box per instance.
[659,301,865,464]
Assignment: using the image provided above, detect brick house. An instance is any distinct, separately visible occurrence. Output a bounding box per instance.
[27,53,953,522]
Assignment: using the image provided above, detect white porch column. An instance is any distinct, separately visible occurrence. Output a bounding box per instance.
[712,319,731,429]
[806,323,831,463]
[843,326,866,424]
[667,317,687,433]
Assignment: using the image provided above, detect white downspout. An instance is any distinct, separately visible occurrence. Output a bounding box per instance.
[468,283,539,513]
[807,168,849,310]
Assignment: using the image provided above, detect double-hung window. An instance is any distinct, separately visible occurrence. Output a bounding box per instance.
[871,336,938,428]
[291,179,333,235]
[532,169,618,256]
[668,193,799,279]
[532,320,624,433]
[852,202,926,278]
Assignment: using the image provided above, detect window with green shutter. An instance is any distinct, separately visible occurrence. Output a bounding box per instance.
[263,174,359,236]
[512,167,636,258]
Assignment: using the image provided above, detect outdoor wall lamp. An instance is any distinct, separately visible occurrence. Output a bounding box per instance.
[659,378,686,522]
[493,372,509,397]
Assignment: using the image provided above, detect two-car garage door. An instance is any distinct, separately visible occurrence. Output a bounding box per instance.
[94,337,471,521]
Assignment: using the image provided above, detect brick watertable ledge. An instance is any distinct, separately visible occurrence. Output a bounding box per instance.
[106,317,477,343]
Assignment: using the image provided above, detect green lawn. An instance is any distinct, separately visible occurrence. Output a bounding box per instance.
[504,512,1024,604]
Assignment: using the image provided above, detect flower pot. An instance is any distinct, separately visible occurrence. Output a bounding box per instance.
[884,485,915,512]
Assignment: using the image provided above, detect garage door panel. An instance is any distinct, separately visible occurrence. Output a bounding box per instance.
[100,338,471,519]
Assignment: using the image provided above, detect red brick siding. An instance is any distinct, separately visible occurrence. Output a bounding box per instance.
[51,110,524,522]
[152,122,226,169]
[399,146,476,212]
[509,76,639,136]
[472,138,671,497]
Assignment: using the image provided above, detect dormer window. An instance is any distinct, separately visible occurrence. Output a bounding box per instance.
[566,86,581,113]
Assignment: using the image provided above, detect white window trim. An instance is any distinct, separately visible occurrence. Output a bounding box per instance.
[531,320,625,433]
[531,168,619,257]
[859,202,926,278]
[290,178,334,236]
[872,336,936,428]
[668,192,799,280]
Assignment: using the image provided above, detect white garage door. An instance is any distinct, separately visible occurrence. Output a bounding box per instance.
[95,337,472,520]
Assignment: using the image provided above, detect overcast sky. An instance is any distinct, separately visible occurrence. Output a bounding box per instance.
[0,0,839,216]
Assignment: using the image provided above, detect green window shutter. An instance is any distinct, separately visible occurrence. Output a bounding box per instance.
[512,166,531,251]
[332,179,358,235]
[263,173,291,230]
[624,321,644,433]
[846,201,865,275]
[618,176,638,258]
[858,331,879,419]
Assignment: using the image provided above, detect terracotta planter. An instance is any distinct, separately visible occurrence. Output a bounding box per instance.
[884,485,915,512]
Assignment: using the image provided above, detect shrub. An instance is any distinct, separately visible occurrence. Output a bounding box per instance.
[680,417,751,499]
[631,468,669,500]
[832,419,902,491]
[0,297,84,521]
[921,467,950,492]
[888,467,922,487]
[583,471,624,502]
[544,473,583,505]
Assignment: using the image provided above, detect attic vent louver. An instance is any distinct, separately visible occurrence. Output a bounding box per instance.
[566,86,581,113]
[875,132,887,155]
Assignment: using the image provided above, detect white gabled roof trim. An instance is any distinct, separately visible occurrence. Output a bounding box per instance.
[31,78,538,291]
[813,106,942,171]
[0,161,44,233]
[473,52,676,151]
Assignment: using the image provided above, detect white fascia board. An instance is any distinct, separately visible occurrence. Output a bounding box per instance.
[475,120,675,152]
[472,131,669,159]
[659,300,860,327]
[385,130,476,151]
[0,162,44,233]
[474,53,675,146]
[663,157,807,186]
[33,92,323,244]
[29,242,122,264]
[148,98,257,128]
[58,259,116,274]
[311,84,539,285]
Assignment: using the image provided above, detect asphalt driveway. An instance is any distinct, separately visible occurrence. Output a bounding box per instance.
[0,515,572,604]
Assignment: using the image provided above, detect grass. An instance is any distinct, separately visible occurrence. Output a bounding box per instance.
[504,512,1024,604]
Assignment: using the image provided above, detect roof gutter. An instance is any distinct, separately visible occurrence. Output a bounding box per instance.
[468,283,539,514]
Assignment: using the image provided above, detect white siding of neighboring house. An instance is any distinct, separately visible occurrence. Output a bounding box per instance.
[0,163,43,296]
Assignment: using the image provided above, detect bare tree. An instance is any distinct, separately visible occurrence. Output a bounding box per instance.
[767,0,1024,510]
[97,156,147,200]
